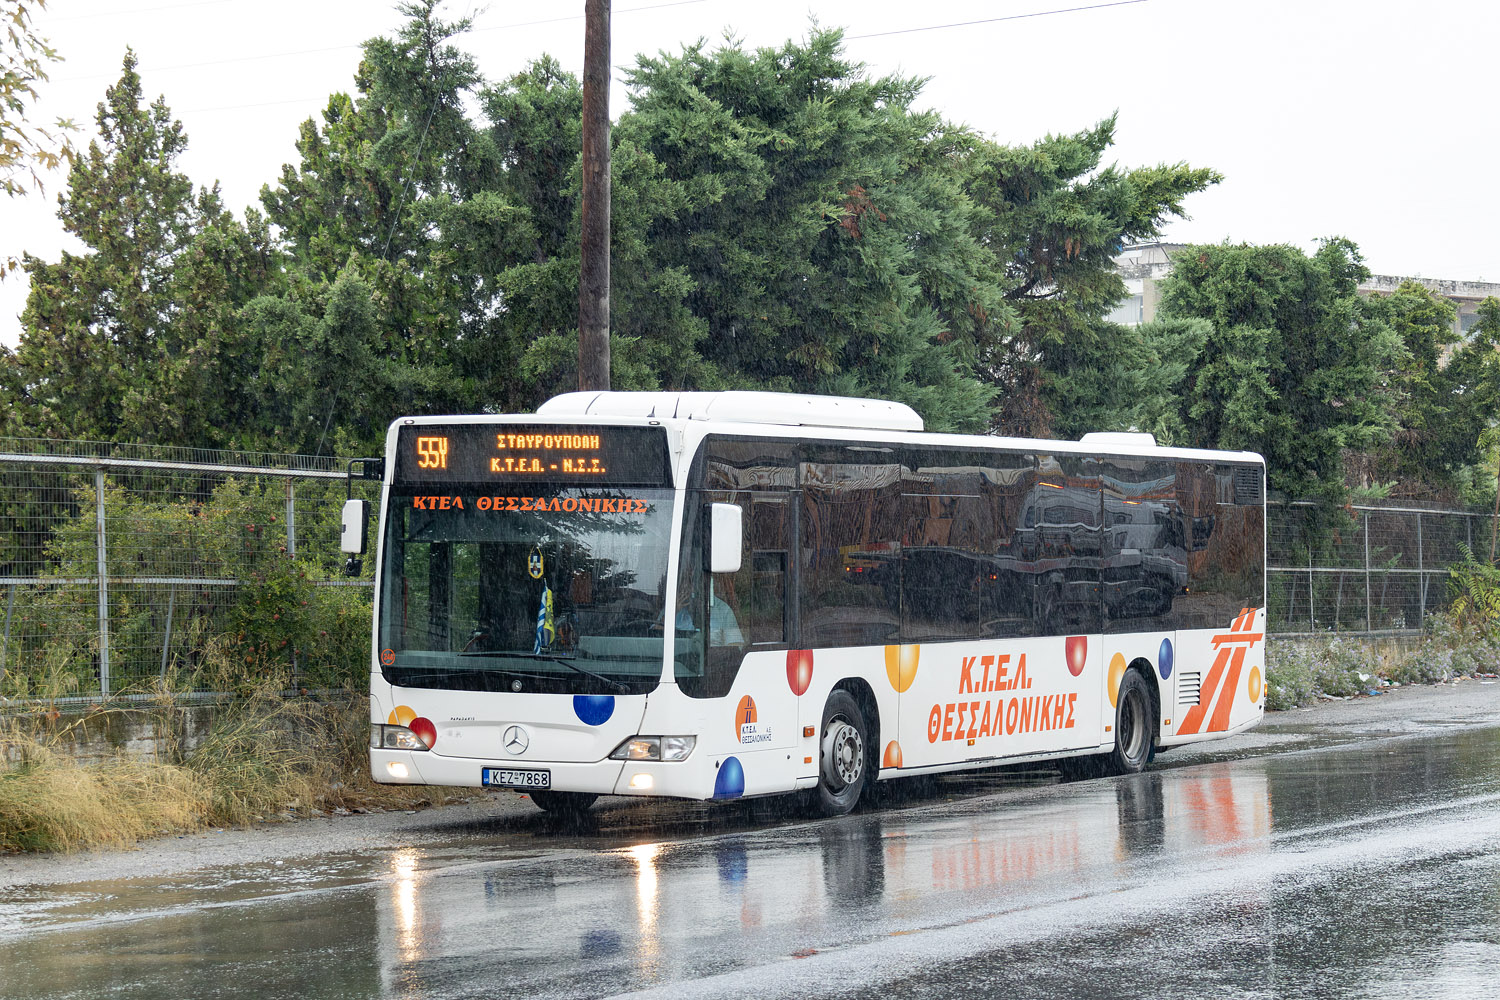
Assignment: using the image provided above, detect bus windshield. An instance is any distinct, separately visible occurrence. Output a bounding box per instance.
[377,487,676,695]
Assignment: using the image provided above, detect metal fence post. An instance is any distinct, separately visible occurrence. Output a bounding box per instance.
[95,469,110,698]
[1363,510,1372,633]
[285,480,296,559]
[159,583,175,677]
[1307,544,1315,627]
[0,583,15,686]
[1416,512,1425,621]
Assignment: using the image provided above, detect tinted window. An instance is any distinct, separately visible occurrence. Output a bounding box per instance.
[899,450,1033,641]
[701,437,798,491]
[1101,459,1184,633]
[1022,455,1102,634]
[674,490,792,698]
[901,490,986,640]
[799,453,903,647]
[1175,462,1266,629]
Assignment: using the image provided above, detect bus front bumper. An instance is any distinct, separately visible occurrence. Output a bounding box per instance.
[370,749,706,798]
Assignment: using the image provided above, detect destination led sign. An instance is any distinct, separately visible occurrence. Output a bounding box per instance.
[394,424,671,485]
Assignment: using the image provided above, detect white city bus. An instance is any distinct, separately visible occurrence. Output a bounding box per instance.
[344,391,1266,816]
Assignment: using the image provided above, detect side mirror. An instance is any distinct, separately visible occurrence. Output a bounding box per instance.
[341,499,369,555]
[707,503,743,574]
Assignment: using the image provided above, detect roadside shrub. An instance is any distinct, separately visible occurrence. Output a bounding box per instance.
[1384,646,1457,686]
[1448,544,1500,637]
[1265,637,1373,710]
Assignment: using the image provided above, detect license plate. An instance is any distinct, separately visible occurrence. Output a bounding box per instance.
[483,767,551,789]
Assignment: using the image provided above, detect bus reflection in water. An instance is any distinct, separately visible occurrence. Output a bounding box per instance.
[372,766,1271,988]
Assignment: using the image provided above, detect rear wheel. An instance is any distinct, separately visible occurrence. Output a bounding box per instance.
[1102,669,1156,776]
[812,690,871,816]
[529,790,598,815]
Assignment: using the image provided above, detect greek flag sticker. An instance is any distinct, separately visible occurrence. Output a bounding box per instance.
[534,584,555,654]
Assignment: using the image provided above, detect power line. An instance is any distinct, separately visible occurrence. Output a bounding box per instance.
[38,0,234,23]
[845,0,1149,40]
[54,0,710,84]
[470,0,707,34]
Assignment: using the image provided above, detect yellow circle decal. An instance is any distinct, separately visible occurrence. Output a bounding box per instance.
[884,644,919,693]
[1248,666,1263,703]
[389,704,417,726]
[1107,653,1128,708]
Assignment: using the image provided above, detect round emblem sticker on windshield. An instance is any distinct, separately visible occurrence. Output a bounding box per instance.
[380,648,395,666]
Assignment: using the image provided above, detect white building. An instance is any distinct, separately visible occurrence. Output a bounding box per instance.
[1108,242,1499,338]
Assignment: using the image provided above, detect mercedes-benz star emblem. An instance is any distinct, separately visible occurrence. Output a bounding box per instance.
[502,725,529,755]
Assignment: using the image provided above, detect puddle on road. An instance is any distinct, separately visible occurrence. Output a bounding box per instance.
[3,717,1496,942]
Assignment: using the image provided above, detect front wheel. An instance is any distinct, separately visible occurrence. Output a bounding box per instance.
[812,690,871,817]
[1102,669,1156,776]
[529,790,598,815]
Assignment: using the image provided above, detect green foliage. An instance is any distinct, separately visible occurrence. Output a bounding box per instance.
[1266,616,1500,710]
[1447,543,1500,637]
[1,0,76,277]
[963,117,1220,436]
[1263,637,1373,711]
[1156,239,1406,503]
[227,559,372,689]
[1358,285,1500,496]
[7,51,277,446]
[5,11,1224,452]
[0,476,371,699]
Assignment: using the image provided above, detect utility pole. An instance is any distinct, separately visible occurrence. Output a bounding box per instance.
[578,0,611,391]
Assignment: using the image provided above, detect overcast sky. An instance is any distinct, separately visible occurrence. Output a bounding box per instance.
[3,0,1496,349]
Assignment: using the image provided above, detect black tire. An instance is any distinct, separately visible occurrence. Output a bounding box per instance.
[1102,669,1156,776]
[529,790,598,814]
[812,690,872,817]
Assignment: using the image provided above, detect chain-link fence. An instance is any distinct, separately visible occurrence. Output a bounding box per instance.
[0,440,1496,701]
[0,440,379,701]
[1269,501,1497,634]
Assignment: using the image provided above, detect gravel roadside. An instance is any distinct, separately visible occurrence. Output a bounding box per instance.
[5,678,1500,888]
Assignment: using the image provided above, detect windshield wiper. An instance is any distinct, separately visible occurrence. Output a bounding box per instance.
[466,651,630,694]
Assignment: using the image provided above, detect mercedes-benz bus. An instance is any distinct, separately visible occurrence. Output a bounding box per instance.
[343,391,1266,816]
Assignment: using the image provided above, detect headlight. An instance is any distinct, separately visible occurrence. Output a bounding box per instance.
[370,724,431,751]
[609,735,696,762]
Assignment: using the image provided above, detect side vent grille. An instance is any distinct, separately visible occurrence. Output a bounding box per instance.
[1178,671,1202,706]
[1234,467,1264,505]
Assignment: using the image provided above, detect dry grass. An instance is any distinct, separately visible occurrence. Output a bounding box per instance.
[0,673,474,853]
[0,733,207,853]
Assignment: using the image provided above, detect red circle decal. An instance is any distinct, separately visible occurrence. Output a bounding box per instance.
[409,716,437,748]
[380,648,395,666]
[1065,636,1087,677]
[786,649,813,696]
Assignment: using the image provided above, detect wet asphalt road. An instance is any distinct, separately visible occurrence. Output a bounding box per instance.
[4,688,1500,999]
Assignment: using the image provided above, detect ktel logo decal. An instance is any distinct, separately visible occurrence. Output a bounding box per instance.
[736,695,772,745]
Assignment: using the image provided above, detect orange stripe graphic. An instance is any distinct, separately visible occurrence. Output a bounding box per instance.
[1207,646,1247,733]
[1177,647,1230,736]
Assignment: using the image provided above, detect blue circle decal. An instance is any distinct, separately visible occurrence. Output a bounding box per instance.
[1158,638,1174,680]
[573,694,615,726]
[713,756,745,799]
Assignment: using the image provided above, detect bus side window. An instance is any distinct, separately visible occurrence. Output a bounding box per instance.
[799,458,903,648]
[900,492,984,641]
[745,498,789,645]
[676,490,792,698]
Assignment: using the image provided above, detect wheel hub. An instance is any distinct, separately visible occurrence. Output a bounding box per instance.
[821,719,864,790]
